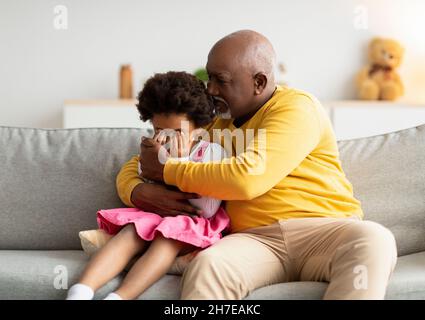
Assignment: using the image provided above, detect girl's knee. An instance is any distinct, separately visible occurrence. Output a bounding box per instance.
[152,234,185,251]
[119,224,137,236]
[117,224,145,248]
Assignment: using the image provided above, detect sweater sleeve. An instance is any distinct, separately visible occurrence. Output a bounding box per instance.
[163,96,321,200]
[116,155,143,207]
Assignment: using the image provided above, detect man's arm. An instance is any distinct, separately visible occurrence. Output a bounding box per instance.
[116,156,142,207]
[116,155,202,216]
[163,96,322,201]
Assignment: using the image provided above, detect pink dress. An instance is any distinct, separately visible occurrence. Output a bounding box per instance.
[97,140,230,249]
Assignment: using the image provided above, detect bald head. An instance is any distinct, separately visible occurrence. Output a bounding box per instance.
[209,30,277,84]
[206,30,278,123]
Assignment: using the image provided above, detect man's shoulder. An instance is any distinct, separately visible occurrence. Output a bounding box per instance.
[271,86,320,108]
[266,86,326,120]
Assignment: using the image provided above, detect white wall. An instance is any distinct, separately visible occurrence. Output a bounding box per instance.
[0,0,424,128]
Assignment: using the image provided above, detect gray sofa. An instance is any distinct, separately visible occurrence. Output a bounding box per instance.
[0,124,424,300]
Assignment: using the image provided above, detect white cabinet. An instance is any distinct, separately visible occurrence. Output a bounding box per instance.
[63,99,425,141]
[324,100,425,140]
[63,100,152,130]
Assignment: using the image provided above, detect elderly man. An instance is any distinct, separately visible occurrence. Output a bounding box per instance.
[117,30,397,300]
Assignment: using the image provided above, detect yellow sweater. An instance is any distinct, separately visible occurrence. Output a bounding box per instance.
[116,86,363,233]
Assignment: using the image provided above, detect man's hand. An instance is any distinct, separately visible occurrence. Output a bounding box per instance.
[139,137,167,182]
[130,183,203,217]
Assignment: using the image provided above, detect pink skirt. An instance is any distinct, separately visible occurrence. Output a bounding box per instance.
[97,207,230,248]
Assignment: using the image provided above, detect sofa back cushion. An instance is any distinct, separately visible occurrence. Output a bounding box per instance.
[338,124,425,256]
[1,125,424,255]
[0,126,148,249]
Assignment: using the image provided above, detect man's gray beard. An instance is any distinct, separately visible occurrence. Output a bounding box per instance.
[218,109,232,119]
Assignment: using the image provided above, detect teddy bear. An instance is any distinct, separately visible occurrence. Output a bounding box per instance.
[356,37,404,101]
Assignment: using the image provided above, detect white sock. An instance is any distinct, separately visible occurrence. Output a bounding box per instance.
[103,292,123,300]
[66,283,94,300]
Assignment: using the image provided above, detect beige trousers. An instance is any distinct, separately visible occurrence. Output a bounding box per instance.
[180,217,397,300]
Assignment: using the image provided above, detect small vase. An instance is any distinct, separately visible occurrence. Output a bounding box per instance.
[119,64,133,99]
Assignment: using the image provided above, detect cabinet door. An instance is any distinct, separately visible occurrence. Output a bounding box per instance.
[63,101,152,129]
[332,106,425,140]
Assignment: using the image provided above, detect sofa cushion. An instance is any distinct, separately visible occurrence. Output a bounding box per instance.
[0,126,149,249]
[0,250,122,299]
[0,250,182,300]
[337,124,425,256]
[244,251,425,300]
[1,250,424,299]
[385,251,425,299]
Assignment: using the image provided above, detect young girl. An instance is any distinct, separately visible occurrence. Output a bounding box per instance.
[66,71,230,300]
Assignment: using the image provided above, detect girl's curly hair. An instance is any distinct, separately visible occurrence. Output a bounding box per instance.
[136,71,215,127]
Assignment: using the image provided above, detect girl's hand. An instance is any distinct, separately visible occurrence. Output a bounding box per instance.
[170,131,190,158]
[154,130,168,145]
[154,130,191,158]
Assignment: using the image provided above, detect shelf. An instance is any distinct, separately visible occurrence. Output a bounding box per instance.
[63,100,152,129]
[323,100,425,109]
[62,99,425,140]
[322,100,425,140]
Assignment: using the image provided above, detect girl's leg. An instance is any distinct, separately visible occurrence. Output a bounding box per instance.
[78,224,148,291]
[114,234,190,300]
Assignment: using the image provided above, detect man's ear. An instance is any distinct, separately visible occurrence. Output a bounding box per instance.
[253,72,268,95]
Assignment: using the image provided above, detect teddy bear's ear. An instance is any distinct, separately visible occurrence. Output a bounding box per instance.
[369,37,382,50]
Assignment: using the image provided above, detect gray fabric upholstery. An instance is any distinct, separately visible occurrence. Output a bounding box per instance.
[0,250,180,300]
[0,126,151,249]
[385,251,425,299]
[1,250,424,300]
[0,250,122,300]
[338,125,425,256]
